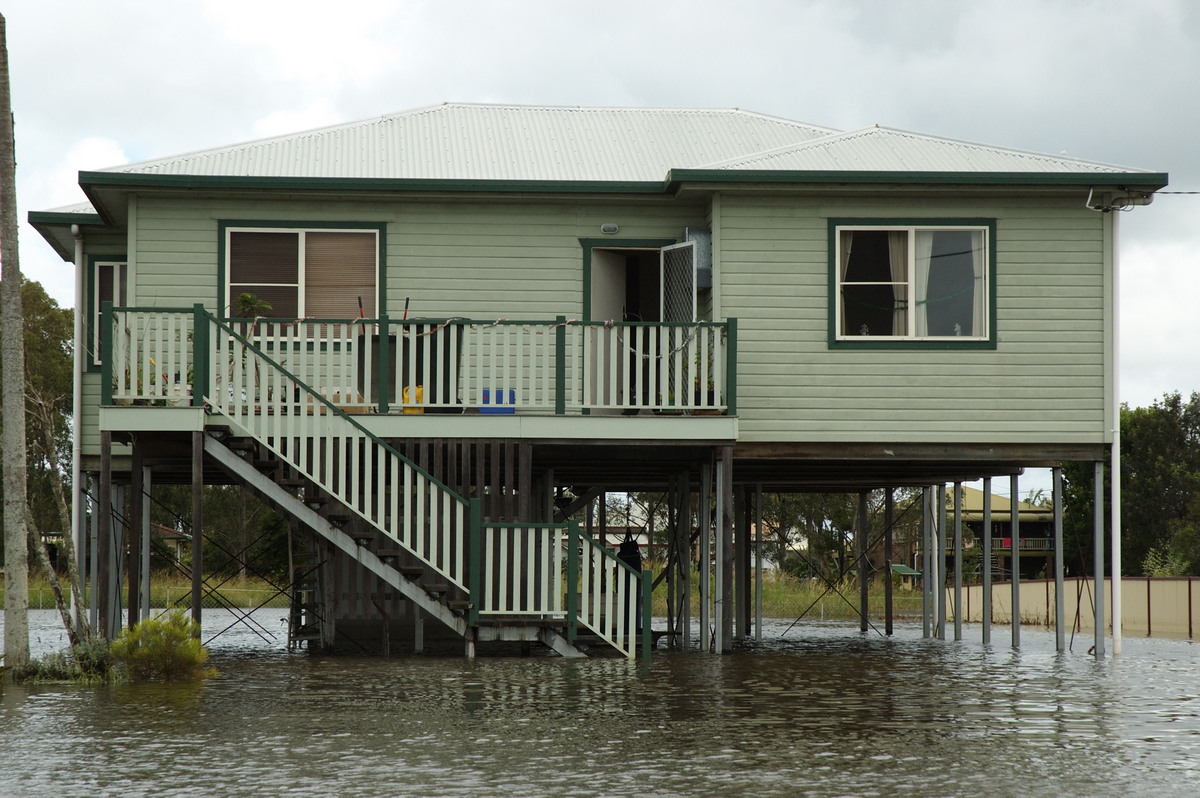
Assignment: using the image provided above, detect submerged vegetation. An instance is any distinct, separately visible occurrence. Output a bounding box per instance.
[12,610,216,684]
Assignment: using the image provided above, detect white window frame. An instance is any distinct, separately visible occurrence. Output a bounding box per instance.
[834,224,991,342]
[224,226,380,319]
[93,260,128,365]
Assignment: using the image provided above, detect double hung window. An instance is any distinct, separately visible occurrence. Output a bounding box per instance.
[226,227,378,319]
[834,223,991,343]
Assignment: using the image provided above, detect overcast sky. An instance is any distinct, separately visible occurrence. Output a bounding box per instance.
[4,0,1196,416]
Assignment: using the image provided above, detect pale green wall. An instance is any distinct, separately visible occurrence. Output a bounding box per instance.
[717,193,1111,445]
[126,194,707,318]
[81,189,1114,454]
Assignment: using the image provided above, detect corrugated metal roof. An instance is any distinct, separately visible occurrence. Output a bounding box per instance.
[703,125,1152,174]
[107,103,838,182]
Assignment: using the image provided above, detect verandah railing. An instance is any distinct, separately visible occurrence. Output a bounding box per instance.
[102,305,735,415]
[100,303,656,657]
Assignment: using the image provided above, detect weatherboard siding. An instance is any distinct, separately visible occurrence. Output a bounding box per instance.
[127,195,706,319]
[718,194,1110,444]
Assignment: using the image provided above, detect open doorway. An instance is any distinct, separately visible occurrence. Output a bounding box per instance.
[590,248,663,323]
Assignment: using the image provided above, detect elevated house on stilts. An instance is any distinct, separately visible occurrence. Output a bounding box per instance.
[30,104,1165,657]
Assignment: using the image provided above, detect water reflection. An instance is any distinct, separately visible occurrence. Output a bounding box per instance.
[2,611,1199,796]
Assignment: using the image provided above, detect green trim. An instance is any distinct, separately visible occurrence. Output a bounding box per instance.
[28,210,105,226]
[100,301,113,405]
[725,318,738,415]
[191,304,208,408]
[566,523,580,643]
[78,167,1169,194]
[217,220,387,317]
[82,170,665,195]
[468,499,482,628]
[667,167,1169,190]
[578,237,677,322]
[377,316,391,414]
[826,218,999,351]
[641,569,652,659]
[555,315,566,415]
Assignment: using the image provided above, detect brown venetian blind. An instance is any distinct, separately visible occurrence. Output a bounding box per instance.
[304,231,377,319]
[229,231,299,283]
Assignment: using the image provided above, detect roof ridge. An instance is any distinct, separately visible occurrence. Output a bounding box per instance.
[701,124,1152,173]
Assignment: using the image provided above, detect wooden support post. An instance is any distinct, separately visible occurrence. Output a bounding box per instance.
[191,430,204,632]
[665,475,676,640]
[1053,467,1066,652]
[858,490,869,633]
[127,441,144,629]
[97,431,114,640]
[982,477,993,645]
[884,488,894,637]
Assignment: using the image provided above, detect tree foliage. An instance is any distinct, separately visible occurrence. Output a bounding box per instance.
[1064,392,1200,576]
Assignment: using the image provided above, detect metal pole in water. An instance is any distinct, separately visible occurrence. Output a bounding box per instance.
[982,477,992,645]
[1053,467,1066,652]
[1093,460,1106,657]
[858,491,869,633]
[884,488,894,637]
[755,483,763,644]
[953,482,963,642]
[921,487,931,638]
[1010,473,1021,648]
[936,484,947,640]
[700,461,712,652]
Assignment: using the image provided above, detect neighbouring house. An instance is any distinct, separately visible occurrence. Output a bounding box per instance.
[30,103,1165,657]
[944,485,1056,581]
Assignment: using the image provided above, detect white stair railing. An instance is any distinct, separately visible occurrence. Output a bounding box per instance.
[203,313,470,591]
[475,524,567,617]
[569,527,649,659]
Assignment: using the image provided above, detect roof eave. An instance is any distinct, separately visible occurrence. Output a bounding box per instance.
[666,168,1169,192]
[27,209,108,261]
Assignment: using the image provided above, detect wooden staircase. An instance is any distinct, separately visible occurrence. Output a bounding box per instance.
[193,309,645,658]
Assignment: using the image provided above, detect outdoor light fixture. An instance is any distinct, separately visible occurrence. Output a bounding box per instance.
[600,223,619,234]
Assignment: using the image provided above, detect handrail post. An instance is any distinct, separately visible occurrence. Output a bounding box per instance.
[725,318,738,416]
[378,315,391,414]
[567,521,580,642]
[555,315,567,415]
[191,304,209,408]
[468,498,482,627]
[100,301,114,405]
[641,568,652,659]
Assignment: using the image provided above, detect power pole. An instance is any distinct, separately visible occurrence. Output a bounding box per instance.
[1,12,31,673]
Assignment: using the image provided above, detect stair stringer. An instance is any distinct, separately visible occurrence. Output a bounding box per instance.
[205,434,468,637]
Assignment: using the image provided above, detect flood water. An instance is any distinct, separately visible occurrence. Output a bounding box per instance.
[3,610,1200,797]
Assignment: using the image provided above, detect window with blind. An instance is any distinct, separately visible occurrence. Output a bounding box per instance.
[226,228,378,319]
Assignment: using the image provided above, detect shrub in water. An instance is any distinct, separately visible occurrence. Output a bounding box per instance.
[111,610,217,681]
[10,637,118,684]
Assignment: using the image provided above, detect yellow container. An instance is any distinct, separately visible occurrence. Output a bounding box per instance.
[402,385,424,414]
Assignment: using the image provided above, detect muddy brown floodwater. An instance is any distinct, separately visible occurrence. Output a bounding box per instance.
[3,609,1199,797]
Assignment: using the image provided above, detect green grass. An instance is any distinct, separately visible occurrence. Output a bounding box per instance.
[3,573,290,610]
[649,568,924,621]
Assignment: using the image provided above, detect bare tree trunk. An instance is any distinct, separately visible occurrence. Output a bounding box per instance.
[27,509,78,648]
[1,12,31,672]
[28,385,90,640]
